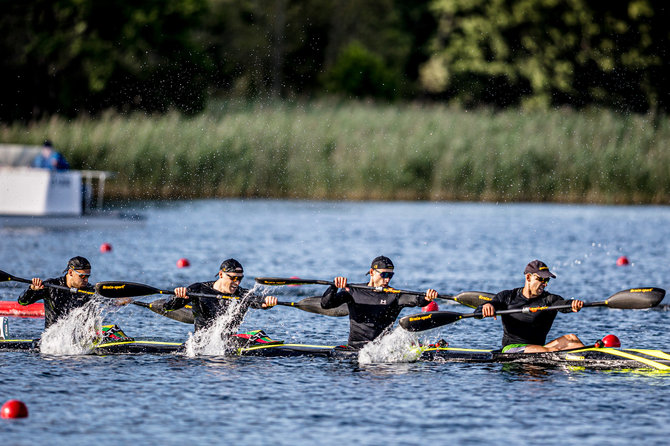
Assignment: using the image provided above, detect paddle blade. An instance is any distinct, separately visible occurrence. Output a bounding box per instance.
[0,270,29,284]
[450,291,495,308]
[399,311,465,332]
[0,270,14,282]
[602,287,665,309]
[255,277,333,286]
[132,299,194,324]
[278,296,348,316]
[96,281,163,298]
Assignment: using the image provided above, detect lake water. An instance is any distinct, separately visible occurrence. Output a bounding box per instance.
[1,199,669,445]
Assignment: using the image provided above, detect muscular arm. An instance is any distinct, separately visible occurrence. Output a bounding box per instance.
[547,294,579,313]
[18,287,47,306]
[398,293,430,308]
[321,285,353,309]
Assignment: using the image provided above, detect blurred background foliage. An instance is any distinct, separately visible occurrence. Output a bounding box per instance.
[2,0,668,122]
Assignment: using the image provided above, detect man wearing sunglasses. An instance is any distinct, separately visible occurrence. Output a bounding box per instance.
[321,255,438,349]
[477,259,585,353]
[166,258,277,334]
[18,256,98,329]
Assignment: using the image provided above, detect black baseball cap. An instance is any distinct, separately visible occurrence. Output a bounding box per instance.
[63,256,91,273]
[524,260,556,278]
[219,258,243,274]
[368,255,394,273]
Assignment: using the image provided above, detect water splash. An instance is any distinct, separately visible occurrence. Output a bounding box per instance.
[183,299,246,357]
[357,328,422,364]
[39,300,105,355]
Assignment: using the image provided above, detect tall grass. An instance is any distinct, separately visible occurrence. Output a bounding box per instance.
[2,100,669,203]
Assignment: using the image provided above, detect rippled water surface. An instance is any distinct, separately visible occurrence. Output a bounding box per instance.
[1,200,669,445]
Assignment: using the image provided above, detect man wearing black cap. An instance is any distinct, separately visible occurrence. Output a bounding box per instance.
[477,260,585,353]
[166,258,277,334]
[18,256,97,329]
[321,255,438,349]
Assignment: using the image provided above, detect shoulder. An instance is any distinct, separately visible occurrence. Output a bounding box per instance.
[188,281,212,290]
[47,277,65,286]
[544,291,565,302]
[236,286,251,295]
[494,288,518,300]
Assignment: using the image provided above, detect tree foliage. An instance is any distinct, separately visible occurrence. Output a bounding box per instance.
[421,0,669,111]
[1,0,668,121]
[0,0,209,120]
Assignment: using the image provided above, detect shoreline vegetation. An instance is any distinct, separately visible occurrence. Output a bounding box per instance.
[1,100,668,204]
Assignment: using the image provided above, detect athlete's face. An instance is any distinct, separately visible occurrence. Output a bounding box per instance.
[220,271,244,294]
[67,269,90,288]
[526,273,549,297]
[370,269,394,287]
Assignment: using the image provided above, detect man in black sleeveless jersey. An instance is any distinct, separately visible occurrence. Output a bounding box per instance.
[19,257,92,329]
[166,258,277,334]
[477,259,585,353]
[321,255,438,349]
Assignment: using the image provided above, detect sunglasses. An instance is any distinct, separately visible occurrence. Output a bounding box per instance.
[532,274,550,284]
[376,271,394,279]
[71,270,91,279]
[225,273,244,282]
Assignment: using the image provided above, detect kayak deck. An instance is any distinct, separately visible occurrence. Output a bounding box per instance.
[2,339,669,369]
[422,346,670,370]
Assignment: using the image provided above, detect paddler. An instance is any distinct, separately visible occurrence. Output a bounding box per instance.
[321,255,438,349]
[18,256,130,329]
[477,259,585,353]
[165,258,277,335]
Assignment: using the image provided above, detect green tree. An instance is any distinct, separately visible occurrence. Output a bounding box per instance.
[0,0,209,120]
[421,0,668,112]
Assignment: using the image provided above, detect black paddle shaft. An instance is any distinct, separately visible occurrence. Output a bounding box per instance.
[399,287,666,332]
[0,269,95,295]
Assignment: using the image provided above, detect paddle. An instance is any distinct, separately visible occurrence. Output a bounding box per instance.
[399,287,666,332]
[255,277,493,308]
[0,269,95,295]
[96,281,349,317]
[132,294,348,323]
[132,299,195,324]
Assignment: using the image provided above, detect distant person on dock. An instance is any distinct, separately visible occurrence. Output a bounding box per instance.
[321,255,438,349]
[166,258,277,336]
[18,256,129,329]
[476,259,585,353]
[31,140,69,170]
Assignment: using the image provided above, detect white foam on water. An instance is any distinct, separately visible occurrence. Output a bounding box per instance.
[39,300,105,355]
[183,298,247,357]
[357,327,423,364]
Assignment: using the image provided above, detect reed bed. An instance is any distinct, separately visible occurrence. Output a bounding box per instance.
[2,100,668,203]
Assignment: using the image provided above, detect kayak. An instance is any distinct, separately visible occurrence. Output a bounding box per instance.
[1,337,669,369]
[0,301,44,318]
[421,346,670,370]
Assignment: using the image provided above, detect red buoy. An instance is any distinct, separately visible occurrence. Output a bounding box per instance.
[1,400,28,419]
[616,256,629,266]
[288,276,301,287]
[100,243,113,253]
[422,301,439,312]
[602,334,621,348]
[176,258,190,268]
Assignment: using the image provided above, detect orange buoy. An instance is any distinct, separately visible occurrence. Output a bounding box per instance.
[176,258,190,268]
[1,400,28,419]
[616,256,629,266]
[100,243,113,253]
